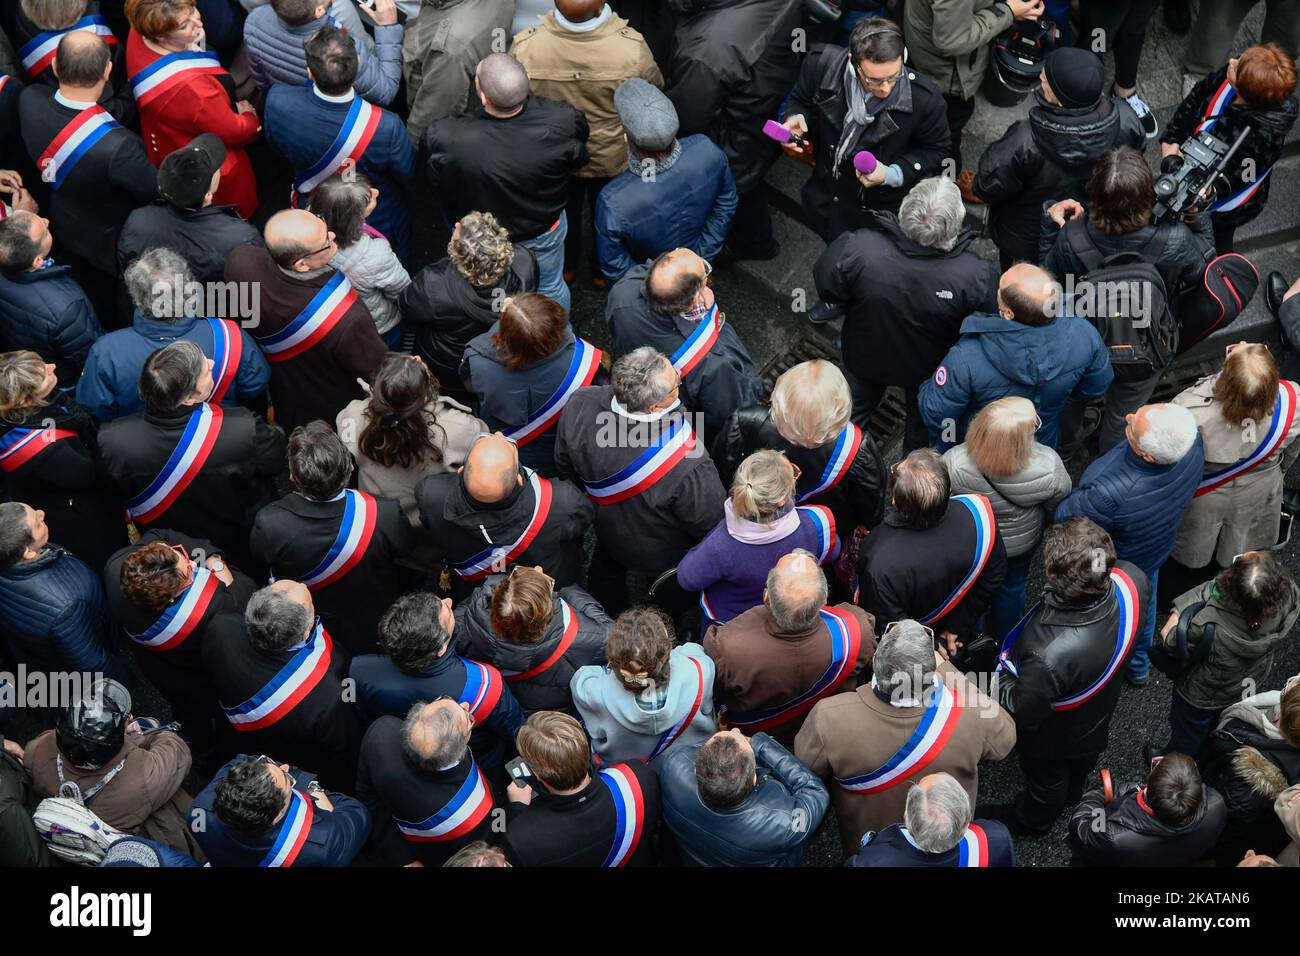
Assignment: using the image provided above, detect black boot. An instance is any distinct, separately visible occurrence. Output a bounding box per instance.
[1266,271,1289,319]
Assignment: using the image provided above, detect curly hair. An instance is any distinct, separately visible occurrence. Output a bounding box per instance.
[605,607,674,693]
[120,541,189,609]
[358,355,447,469]
[449,212,514,288]
[489,568,554,645]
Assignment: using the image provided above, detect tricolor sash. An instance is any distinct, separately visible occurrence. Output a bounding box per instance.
[125,404,224,525]
[0,74,10,96]
[798,503,840,563]
[260,789,314,867]
[724,606,862,732]
[292,95,383,204]
[260,272,358,362]
[669,304,722,377]
[223,622,334,731]
[207,318,243,404]
[502,338,602,446]
[20,15,117,78]
[38,106,121,191]
[644,656,705,762]
[957,824,989,867]
[502,599,578,682]
[583,415,696,504]
[0,199,10,220]
[298,489,378,590]
[1196,380,1298,496]
[1194,79,1274,212]
[394,760,494,843]
[997,568,1140,711]
[698,590,722,626]
[128,567,220,652]
[918,494,996,626]
[0,425,75,472]
[459,659,504,722]
[835,677,963,794]
[598,764,646,867]
[453,470,552,581]
[798,422,863,502]
[129,51,225,108]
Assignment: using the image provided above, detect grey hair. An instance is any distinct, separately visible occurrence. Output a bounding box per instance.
[124,247,194,321]
[898,177,964,252]
[766,549,827,632]
[611,347,674,414]
[905,773,972,853]
[1136,403,1198,465]
[244,585,314,654]
[770,360,852,447]
[873,620,936,700]
[731,449,796,522]
[401,701,471,773]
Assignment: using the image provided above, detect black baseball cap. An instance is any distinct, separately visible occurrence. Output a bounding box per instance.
[158,133,227,210]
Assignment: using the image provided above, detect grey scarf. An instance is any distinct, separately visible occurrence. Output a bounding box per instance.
[627,139,683,179]
[833,60,906,178]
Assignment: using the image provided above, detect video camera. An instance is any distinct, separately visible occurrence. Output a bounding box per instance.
[1152,125,1250,223]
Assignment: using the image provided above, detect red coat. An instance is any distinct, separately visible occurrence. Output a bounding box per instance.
[126,31,260,218]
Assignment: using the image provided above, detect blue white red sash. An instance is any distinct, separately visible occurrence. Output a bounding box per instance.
[669,304,722,377]
[502,599,577,682]
[1194,79,1273,212]
[458,659,504,722]
[798,422,863,502]
[1196,380,1299,497]
[260,789,313,867]
[0,426,75,472]
[0,74,10,96]
[0,199,10,220]
[835,677,963,794]
[918,494,996,626]
[291,95,383,204]
[725,606,862,732]
[394,760,494,843]
[128,567,220,652]
[129,50,225,108]
[997,568,1140,711]
[798,503,840,563]
[38,106,121,191]
[583,415,696,505]
[957,824,989,867]
[125,404,224,525]
[598,764,646,867]
[644,655,705,762]
[298,490,378,590]
[259,272,358,362]
[503,338,602,446]
[453,470,552,581]
[207,318,243,404]
[223,622,334,731]
[20,15,117,78]
[698,590,722,626]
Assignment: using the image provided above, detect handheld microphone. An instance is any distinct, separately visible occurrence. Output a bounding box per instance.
[763,119,807,148]
[853,150,878,176]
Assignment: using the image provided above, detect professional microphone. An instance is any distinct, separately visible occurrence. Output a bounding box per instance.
[853,150,878,176]
[763,119,808,148]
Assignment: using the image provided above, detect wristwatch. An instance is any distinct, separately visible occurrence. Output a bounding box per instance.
[209,557,226,573]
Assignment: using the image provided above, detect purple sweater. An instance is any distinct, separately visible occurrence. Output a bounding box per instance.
[676,507,834,625]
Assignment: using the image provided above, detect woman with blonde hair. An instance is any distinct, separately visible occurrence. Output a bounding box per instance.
[571,606,716,765]
[677,448,841,629]
[943,395,1071,638]
[712,358,886,539]
[0,349,126,570]
[1164,342,1300,608]
[453,565,611,715]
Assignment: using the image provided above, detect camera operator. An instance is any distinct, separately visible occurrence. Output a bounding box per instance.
[1161,43,1298,253]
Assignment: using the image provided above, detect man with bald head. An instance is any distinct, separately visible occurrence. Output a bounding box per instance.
[203,580,363,789]
[424,52,589,315]
[703,549,875,747]
[919,261,1113,451]
[356,696,497,866]
[607,247,763,441]
[416,431,595,599]
[225,208,387,433]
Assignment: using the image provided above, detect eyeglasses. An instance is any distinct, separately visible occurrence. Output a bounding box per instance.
[295,215,335,264]
[882,621,935,641]
[433,695,476,729]
[471,431,518,448]
[859,68,905,90]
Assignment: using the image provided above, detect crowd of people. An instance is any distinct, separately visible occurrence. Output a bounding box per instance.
[0,0,1299,870]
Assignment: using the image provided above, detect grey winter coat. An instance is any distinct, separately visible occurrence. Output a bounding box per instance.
[1171,375,1300,567]
[943,441,1072,557]
[1167,577,1300,711]
[330,233,412,336]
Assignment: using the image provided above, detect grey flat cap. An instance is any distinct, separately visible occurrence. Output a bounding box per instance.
[614,78,679,152]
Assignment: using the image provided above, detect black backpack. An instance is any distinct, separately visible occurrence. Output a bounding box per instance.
[1063,219,1179,383]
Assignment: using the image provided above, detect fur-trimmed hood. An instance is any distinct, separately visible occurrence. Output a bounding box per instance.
[1233,746,1291,799]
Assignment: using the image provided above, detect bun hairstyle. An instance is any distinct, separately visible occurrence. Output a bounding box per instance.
[730,449,797,523]
[606,607,674,693]
[359,354,446,469]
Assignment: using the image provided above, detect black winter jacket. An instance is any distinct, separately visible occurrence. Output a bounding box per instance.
[0,748,52,867]
[1042,216,1214,305]
[1068,781,1226,866]
[974,91,1143,263]
[117,202,263,283]
[0,262,102,386]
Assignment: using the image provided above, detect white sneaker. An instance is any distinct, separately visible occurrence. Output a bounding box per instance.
[1124,92,1159,140]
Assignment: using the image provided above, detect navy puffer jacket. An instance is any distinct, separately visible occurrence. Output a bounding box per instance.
[0,263,102,387]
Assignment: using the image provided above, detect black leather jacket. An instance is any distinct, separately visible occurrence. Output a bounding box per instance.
[658,732,829,866]
[1068,781,1226,866]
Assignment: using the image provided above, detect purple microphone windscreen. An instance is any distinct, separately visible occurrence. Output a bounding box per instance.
[853,151,878,175]
[762,119,793,144]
